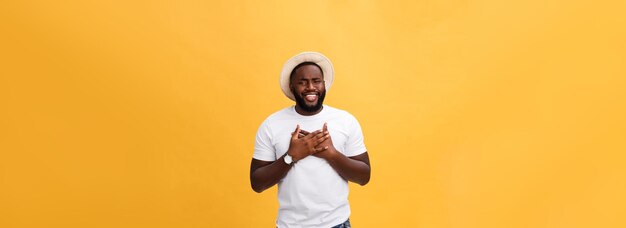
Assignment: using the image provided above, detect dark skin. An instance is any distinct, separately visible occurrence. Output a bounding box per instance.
[250,64,371,193]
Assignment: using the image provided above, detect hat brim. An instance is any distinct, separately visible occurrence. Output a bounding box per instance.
[280,52,334,101]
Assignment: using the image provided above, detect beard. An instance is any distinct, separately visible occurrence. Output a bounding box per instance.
[292,88,326,113]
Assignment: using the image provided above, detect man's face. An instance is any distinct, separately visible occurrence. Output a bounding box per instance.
[290,64,326,113]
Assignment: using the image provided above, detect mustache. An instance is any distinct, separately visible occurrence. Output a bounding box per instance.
[291,88,326,112]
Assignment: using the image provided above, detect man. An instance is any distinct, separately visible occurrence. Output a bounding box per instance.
[250,52,371,228]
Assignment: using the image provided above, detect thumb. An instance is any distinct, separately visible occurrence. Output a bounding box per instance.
[292,124,301,140]
[323,122,328,132]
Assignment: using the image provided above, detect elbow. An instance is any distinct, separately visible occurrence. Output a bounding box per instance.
[252,185,264,193]
[250,178,266,193]
[357,176,370,186]
[251,181,268,193]
[250,170,270,193]
[358,168,371,186]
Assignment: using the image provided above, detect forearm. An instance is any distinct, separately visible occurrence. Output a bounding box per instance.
[325,151,371,185]
[250,155,291,193]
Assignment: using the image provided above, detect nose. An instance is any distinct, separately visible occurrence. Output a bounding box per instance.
[306,81,316,91]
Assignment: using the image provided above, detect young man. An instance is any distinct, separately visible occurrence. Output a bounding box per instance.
[250,52,371,228]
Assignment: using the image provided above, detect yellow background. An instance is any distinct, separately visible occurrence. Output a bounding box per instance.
[1,1,625,227]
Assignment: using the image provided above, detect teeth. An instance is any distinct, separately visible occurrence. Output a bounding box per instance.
[305,94,317,101]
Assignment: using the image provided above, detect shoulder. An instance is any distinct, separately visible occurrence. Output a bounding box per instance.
[324,105,359,121]
[259,106,294,126]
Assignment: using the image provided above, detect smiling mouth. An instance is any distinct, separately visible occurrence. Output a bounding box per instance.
[304,94,318,102]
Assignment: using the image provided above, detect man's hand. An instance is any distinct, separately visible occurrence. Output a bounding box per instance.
[295,129,311,138]
[296,123,336,159]
[287,125,329,162]
[292,123,371,186]
[312,123,337,159]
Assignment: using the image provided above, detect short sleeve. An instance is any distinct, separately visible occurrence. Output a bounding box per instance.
[253,120,277,161]
[344,114,367,157]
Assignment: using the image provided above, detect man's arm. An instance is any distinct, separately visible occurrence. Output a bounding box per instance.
[250,126,328,193]
[317,151,371,186]
[249,155,292,193]
[311,123,371,185]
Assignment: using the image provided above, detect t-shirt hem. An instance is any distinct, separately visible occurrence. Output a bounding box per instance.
[252,153,276,162]
[345,148,367,157]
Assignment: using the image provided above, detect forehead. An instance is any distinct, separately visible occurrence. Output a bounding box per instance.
[292,64,323,80]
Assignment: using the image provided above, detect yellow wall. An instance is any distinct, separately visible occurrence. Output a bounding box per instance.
[1,1,625,227]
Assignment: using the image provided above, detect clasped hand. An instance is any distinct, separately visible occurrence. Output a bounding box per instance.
[287,123,335,162]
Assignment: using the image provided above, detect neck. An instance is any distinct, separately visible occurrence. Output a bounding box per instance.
[294,105,323,116]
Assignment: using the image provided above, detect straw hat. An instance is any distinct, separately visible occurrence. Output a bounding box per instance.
[279,52,334,101]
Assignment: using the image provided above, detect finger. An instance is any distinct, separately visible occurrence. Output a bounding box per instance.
[323,122,328,133]
[299,129,310,136]
[305,130,322,139]
[294,132,307,138]
[316,146,329,152]
[316,131,329,139]
[317,134,330,143]
[308,147,318,155]
[318,130,327,138]
[292,125,300,140]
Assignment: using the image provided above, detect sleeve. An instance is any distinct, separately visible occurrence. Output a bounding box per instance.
[252,119,277,161]
[343,114,368,157]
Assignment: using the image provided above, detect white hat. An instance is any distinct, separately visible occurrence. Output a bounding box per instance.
[280,52,334,101]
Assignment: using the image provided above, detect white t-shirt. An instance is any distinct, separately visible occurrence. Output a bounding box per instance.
[253,105,367,228]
